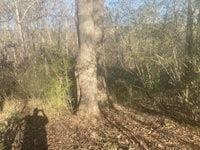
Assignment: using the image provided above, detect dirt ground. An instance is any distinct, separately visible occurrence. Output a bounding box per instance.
[1,103,200,150]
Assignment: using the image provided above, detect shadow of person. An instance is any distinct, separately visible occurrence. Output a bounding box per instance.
[22,108,49,150]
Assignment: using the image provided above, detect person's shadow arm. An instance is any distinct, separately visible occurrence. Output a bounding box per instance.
[41,110,49,124]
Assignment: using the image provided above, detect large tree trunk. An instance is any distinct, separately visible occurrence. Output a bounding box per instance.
[93,0,108,103]
[76,0,99,116]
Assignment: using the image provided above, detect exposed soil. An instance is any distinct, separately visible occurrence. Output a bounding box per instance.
[1,104,200,150]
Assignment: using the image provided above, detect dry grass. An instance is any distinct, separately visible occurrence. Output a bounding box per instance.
[0,97,71,124]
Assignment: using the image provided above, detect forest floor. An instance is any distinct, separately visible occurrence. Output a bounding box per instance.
[0,102,200,150]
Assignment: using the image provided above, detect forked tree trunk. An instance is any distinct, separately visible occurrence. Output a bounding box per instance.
[76,0,99,116]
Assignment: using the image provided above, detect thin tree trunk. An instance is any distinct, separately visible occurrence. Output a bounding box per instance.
[14,0,26,57]
[184,0,194,103]
[186,0,193,56]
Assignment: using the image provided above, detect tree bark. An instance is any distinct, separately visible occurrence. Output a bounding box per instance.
[76,0,99,116]
[93,0,108,103]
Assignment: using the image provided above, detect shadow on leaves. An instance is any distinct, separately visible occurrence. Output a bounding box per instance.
[21,108,48,150]
[2,108,49,150]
